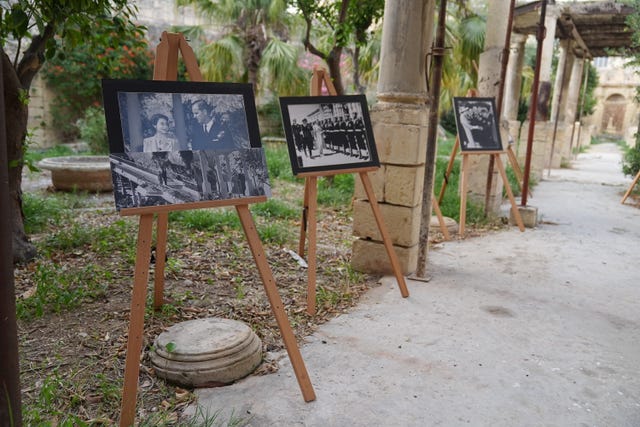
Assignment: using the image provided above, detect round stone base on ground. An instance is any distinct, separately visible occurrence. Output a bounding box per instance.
[150,318,262,388]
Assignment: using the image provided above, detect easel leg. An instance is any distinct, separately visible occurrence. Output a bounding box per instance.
[298,178,310,258]
[438,137,459,205]
[506,146,530,198]
[154,212,168,310]
[431,192,451,240]
[306,177,318,315]
[621,170,640,204]
[459,154,470,236]
[359,172,409,298]
[119,214,154,427]
[235,205,316,402]
[494,155,525,232]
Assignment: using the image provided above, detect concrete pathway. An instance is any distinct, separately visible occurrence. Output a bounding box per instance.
[189,143,640,427]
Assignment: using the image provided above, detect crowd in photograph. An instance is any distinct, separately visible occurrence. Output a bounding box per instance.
[291,113,370,161]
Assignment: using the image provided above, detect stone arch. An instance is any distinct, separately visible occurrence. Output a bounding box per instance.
[601,93,627,135]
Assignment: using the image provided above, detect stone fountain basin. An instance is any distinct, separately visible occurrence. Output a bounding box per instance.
[38,155,112,192]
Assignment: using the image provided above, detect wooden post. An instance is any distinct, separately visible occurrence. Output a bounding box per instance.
[621,170,640,204]
[120,214,154,427]
[359,172,409,298]
[236,205,316,401]
[494,154,525,231]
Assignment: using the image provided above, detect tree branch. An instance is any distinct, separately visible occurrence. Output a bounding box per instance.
[303,15,327,60]
[16,24,56,89]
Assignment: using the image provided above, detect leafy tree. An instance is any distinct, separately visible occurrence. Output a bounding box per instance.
[177,0,308,97]
[292,0,384,95]
[41,18,152,141]
[1,0,138,263]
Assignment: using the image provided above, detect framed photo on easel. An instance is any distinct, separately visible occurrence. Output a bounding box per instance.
[279,95,380,176]
[102,79,270,210]
[453,97,503,152]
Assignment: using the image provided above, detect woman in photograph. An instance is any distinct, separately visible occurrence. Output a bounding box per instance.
[143,113,179,152]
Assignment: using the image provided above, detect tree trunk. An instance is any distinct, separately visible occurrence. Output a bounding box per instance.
[2,50,36,264]
[326,49,345,95]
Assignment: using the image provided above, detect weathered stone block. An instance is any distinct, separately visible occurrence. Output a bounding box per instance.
[353,165,386,202]
[351,238,418,275]
[510,205,538,228]
[384,165,424,207]
[352,200,420,247]
[373,122,426,165]
[370,104,430,127]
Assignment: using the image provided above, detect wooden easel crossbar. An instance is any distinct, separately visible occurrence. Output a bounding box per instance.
[117,32,315,427]
[621,169,640,204]
[298,68,410,316]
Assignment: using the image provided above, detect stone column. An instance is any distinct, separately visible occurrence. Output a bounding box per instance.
[503,33,527,122]
[464,0,510,214]
[535,7,559,121]
[351,0,434,275]
[550,39,570,123]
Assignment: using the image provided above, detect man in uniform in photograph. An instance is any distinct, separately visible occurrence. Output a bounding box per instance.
[292,119,304,153]
[301,118,315,158]
[351,111,368,159]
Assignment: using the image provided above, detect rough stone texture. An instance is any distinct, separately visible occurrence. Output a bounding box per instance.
[517,121,554,181]
[351,238,417,274]
[352,200,421,248]
[353,165,385,202]
[384,165,424,207]
[352,103,429,276]
[510,205,539,228]
[372,120,427,166]
[150,318,262,388]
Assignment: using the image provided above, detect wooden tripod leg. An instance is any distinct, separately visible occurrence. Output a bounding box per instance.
[359,172,409,298]
[459,154,470,236]
[306,177,318,315]
[438,137,459,205]
[298,178,310,258]
[119,214,154,427]
[431,192,451,240]
[153,212,169,310]
[495,155,525,232]
[506,146,531,198]
[235,205,316,402]
[621,170,640,204]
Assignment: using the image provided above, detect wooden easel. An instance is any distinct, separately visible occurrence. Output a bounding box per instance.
[621,169,640,204]
[118,32,315,427]
[458,151,525,234]
[438,90,529,206]
[298,69,410,315]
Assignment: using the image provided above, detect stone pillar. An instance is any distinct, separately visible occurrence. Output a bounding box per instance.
[351,0,434,275]
[550,39,570,123]
[464,0,509,214]
[503,33,527,122]
[535,8,559,121]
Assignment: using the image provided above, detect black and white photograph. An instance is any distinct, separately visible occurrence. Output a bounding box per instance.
[102,79,261,154]
[453,97,503,152]
[279,95,380,175]
[102,80,269,210]
[109,148,270,210]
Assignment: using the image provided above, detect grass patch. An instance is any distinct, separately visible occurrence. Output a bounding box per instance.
[170,209,241,232]
[317,174,354,207]
[251,198,298,220]
[264,142,297,182]
[16,262,110,319]
[23,193,68,234]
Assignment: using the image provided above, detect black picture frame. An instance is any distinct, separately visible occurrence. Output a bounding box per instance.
[453,97,503,152]
[279,95,380,176]
[101,79,270,210]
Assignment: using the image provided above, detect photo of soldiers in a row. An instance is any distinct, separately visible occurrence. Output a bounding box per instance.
[287,101,373,169]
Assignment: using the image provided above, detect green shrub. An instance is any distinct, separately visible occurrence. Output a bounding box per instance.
[77,106,109,154]
[41,19,152,141]
[622,144,640,177]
